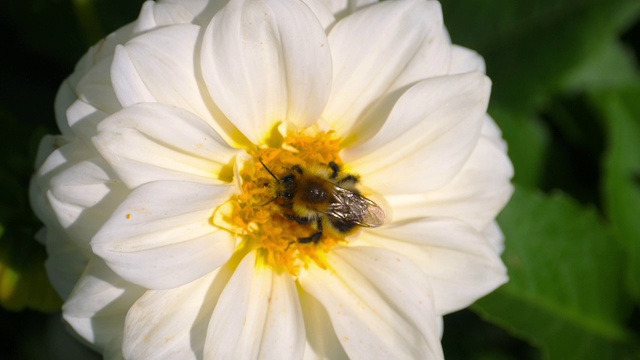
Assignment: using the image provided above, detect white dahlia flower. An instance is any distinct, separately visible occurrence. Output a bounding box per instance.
[30,0,513,358]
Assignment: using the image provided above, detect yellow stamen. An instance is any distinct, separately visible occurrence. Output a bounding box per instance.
[215,130,349,275]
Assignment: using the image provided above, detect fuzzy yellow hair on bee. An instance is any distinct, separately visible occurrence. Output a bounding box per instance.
[259,159,385,244]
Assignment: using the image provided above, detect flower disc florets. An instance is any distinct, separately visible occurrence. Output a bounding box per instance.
[219,131,350,275]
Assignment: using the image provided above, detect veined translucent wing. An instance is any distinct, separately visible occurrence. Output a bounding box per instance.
[325,186,385,227]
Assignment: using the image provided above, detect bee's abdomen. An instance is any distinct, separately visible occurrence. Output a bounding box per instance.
[327,215,358,233]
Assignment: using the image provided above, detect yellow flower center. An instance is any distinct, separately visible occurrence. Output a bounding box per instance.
[215,130,356,275]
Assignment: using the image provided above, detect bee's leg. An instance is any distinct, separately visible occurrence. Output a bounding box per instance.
[283,213,312,224]
[336,175,359,187]
[298,219,323,244]
[329,161,340,179]
[329,162,359,186]
[282,214,323,243]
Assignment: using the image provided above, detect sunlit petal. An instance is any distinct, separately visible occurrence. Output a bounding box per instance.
[63,259,145,353]
[204,251,306,359]
[122,271,219,359]
[201,0,332,144]
[358,217,508,314]
[323,0,450,138]
[93,103,238,188]
[299,287,349,360]
[345,72,491,194]
[92,180,236,289]
[299,246,444,359]
[386,135,514,230]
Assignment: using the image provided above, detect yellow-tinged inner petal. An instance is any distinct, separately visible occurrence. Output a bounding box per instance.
[214,130,359,275]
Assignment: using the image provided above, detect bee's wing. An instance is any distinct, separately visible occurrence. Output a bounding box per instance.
[325,186,385,227]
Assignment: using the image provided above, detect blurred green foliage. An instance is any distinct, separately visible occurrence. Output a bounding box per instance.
[0,0,639,359]
[476,188,632,358]
[441,0,640,358]
[594,87,640,301]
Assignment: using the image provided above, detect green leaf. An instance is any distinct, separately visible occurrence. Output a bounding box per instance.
[0,228,62,313]
[590,86,640,299]
[474,187,634,359]
[442,0,640,112]
[490,106,550,188]
[561,41,640,92]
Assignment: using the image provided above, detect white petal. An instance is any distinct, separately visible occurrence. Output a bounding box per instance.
[35,138,90,187]
[111,25,221,128]
[135,0,227,29]
[32,139,98,235]
[34,226,46,245]
[92,180,236,289]
[320,0,378,20]
[48,157,128,248]
[299,246,444,359]
[42,226,91,299]
[483,220,506,255]
[63,258,146,352]
[259,273,306,359]
[122,271,218,360]
[110,45,153,105]
[30,136,70,227]
[123,254,241,359]
[75,56,122,115]
[57,32,131,136]
[160,0,226,22]
[322,0,450,138]
[65,99,109,141]
[71,23,135,82]
[133,0,166,32]
[93,103,238,188]
[30,183,56,235]
[359,217,508,314]
[480,113,509,152]
[138,0,205,27]
[299,288,349,360]
[345,72,491,195]
[55,20,134,135]
[449,44,486,74]
[34,135,70,170]
[385,136,513,230]
[300,0,337,30]
[205,251,305,359]
[54,80,78,136]
[132,0,212,33]
[201,0,332,144]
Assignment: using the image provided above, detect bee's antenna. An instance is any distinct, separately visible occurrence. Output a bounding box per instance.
[258,157,280,181]
[258,158,280,207]
[261,196,278,206]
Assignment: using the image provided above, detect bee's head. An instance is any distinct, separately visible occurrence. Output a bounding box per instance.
[280,174,296,200]
[258,158,298,204]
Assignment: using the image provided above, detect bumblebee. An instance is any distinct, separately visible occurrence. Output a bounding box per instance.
[260,159,385,243]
